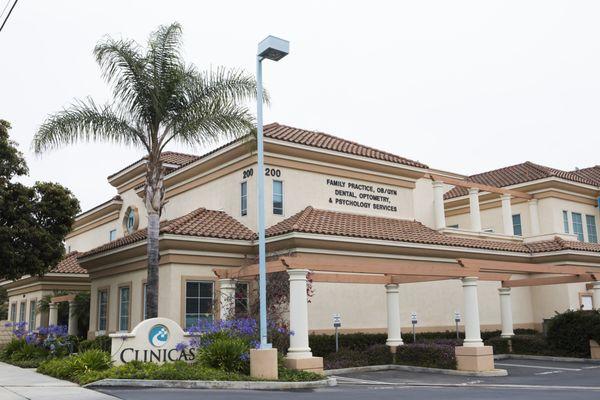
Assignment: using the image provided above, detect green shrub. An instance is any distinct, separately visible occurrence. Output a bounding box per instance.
[395,343,456,370]
[78,335,111,353]
[0,338,49,365]
[323,349,369,369]
[485,336,510,354]
[511,334,548,355]
[37,350,111,381]
[546,310,600,358]
[310,333,388,357]
[198,337,249,373]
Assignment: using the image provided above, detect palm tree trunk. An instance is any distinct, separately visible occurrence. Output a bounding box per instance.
[145,153,164,319]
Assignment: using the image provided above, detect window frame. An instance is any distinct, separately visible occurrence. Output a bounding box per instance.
[19,301,26,323]
[580,292,594,310]
[117,283,132,332]
[572,212,584,241]
[234,281,250,317]
[109,229,117,241]
[28,299,37,330]
[512,213,522,236]
[141,280,148,321]
[240,181,248,216]
[182,278,215,329]
[97,287,110,332]
[272,180,284,215]
[10,303,16,322]
[562,210,570,234]
[585,215,598,244]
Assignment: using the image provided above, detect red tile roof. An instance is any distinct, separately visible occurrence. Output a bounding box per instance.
[108,151,200,180]
[81,208,255,258]
[50,252,87,274]
[262,123,428,169]
[266,207,600,255]
[572,166,600,186]
[444,161,598,199]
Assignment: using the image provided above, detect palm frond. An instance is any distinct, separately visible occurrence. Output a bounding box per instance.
[32,98,145,154]
[94,38,152,125]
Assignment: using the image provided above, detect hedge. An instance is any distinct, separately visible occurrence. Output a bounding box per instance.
[546,310,600,358]
[485,334,548,355]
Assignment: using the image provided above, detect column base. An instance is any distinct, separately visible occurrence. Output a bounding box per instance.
[590,340,600,360]
[284,356,324,374]
[386,339,404,347]
[455,346,495,372]
[250,348,278,380]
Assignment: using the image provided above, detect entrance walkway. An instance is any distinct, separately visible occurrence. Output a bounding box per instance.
[0,361,116,400]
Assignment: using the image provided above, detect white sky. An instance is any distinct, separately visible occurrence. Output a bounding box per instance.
[1,1,599,211]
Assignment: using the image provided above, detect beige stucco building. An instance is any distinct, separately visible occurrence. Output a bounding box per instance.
[3,123,600,345]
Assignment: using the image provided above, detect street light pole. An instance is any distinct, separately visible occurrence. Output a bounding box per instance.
[256,36,289,349]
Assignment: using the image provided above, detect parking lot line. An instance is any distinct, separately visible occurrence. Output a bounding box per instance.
[495,363,582,371]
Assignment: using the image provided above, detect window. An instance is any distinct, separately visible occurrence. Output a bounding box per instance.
[28,300,37,330]
[126,209,135,233]
[448,224,459,229]
[185,281,214,329]
[142,283,148,320]
[586,215,598,244]
[19,301,26,323]
[10,303,16,322]
[273,180,283,215]
[241,182,248,216]
[580,294,594,310]
[118,286,130,331]
[512,214,522,236]
[235,282,249,317]
[109,229,117,241]
[97,289,108,331]
[563,211,570,234]
[572,213,584,241]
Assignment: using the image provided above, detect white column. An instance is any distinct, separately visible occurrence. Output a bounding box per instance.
[48,303,58,326]
[528,199,540,236]
[219,279,236,320]
[498,288,514,338]
[68,301,78,336]
[593,282,600,310]
[287,269,312,359]
[501,194,513,235]
[462,277,483,347]
[469,188,482,232]
[432,181,446,230]
[385,284,404,347]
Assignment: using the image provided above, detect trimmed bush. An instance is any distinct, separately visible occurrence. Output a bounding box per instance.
[485,336,510,354]
[78,335,111,353]
[546,310,600,358]
[323,349,369,370]
[511,334,548,355]
[395,343,456,370]
[198,337,249,373]
[37,349,112,381]
[310,333,387,357]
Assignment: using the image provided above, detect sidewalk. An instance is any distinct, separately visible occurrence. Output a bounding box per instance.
[0,361,116,400]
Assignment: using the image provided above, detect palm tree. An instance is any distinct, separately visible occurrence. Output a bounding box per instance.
[33,22,262,319]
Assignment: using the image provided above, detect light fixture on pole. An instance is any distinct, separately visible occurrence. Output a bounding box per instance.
[256,35,289,348]
[454,311,461,339]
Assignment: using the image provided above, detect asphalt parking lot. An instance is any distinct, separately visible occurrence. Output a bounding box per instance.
[98,358,600,400]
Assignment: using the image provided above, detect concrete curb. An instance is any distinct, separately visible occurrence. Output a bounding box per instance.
[325,364,508,377]
[85,377,337,390]
[495,354,600,364]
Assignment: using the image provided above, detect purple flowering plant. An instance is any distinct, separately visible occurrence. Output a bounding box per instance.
[4,322,73,357]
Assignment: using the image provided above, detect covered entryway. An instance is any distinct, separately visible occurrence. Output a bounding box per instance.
[215,254,598,372]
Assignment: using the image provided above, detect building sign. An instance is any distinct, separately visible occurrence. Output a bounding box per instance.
[110,318,197,366]
[326,178,399,212]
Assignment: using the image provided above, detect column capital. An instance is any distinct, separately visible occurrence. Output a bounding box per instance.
[498,287,511,295]
[468,187,480,195]
[287,269,310,280]
[501,194,512,201]
[218,278,236,290]
[462,276,479,286]
[385,283,400,292]
[48,302,58,309]
[528,198,538,205]
[432,180,445,188]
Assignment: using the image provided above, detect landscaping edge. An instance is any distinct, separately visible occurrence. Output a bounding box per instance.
[84,377,337,390]
[324,364,508,377]
[495,354,600,364]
